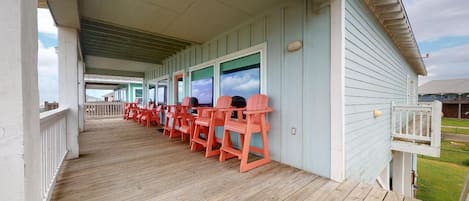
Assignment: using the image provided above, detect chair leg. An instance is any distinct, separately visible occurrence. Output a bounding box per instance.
[239,132,252,172]
[219,129,230,162]
[205,123,219,158]
[163,116,170,136]
[191,124,201,151]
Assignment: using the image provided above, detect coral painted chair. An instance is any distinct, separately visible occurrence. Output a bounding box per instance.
[143,105,163,128]
[123,100,139,120]
[191,96,232,157]
[163,97,191,139]
[219,94,273,172]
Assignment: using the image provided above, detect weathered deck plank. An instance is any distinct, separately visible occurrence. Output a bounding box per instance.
[51,119,414,201]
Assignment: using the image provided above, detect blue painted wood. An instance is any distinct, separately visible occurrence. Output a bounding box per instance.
[344,0,418,183]
[144,0,333,178]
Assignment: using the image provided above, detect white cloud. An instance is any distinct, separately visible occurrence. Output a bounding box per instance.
[37,8,57,35]
[38,40,58,102]
[419,43,469,84]
[403,0,469,42]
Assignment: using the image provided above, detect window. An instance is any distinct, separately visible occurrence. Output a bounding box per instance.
[148,84,156,103]
[174,74,184,104]
[191,66,213,106]
[220,53,261,101]
[157,79,168,104]
[134,88,143,103]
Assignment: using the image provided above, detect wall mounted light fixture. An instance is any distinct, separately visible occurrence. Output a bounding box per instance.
[287,40,303,52]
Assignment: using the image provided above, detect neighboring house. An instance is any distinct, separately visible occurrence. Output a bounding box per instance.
[114,83,143,103]
[3,0,443,200]
[419,79,469,119]
[102,92,114,102]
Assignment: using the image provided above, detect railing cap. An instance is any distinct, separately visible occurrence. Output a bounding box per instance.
[40,107,69,124]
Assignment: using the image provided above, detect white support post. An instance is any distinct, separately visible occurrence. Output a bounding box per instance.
[0,1,41,200]
[58,27,80,159]
[78,60,85,132]
[392,152,413,197]
[330,0,345,182]
[431,101,442,148]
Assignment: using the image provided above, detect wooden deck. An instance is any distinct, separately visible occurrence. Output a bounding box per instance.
[51,119,415,201]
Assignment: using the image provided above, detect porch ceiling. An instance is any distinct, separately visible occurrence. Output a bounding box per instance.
[81,19,193,64]
[79,0,285,43]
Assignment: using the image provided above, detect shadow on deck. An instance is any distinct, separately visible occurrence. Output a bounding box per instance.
[51,119,411,201]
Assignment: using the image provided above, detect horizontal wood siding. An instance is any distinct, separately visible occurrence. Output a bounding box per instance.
[145,0,331,177]
[344,0,418,182]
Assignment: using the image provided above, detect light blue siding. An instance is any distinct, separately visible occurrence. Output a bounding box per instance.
[145,0,331,177]
[344,0,418,182]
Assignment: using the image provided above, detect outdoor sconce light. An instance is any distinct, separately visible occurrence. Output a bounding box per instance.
[287,40,302,52]
[373,110,382,118]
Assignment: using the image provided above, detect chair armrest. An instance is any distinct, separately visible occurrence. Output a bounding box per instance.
[243,107,273,114]
[219,107,245,112]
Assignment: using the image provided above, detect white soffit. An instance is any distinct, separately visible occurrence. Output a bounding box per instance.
[48,0,80,29]
[78,0,285,43]
[364,0,427,75]
[85,56,161,72]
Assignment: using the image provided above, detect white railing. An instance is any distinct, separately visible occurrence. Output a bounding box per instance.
[391,101,442,157]
[84,102,125,119]
[40,107,69,201]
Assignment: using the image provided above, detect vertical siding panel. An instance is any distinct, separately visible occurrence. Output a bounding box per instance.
[195,45,202,64]
[281,2,303,169]
[217,36,227,57]
[302,0,331,177]
[184,49,190,68]
[190,47,196,66]
[238,25,251,50]
[202,43,209,62]
[227,31,238,54]
[209,40,218,60]
[265,9,283,162]
[251,17,266,45]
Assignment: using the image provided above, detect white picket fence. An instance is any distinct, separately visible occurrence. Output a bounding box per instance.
[84,102,125,119]
[40,107,69,201]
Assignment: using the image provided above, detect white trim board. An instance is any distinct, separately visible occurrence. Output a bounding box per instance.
[330,0,345,182]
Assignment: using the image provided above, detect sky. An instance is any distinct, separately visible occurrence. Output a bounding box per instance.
[402,0,469,84]
[37,8,108,103]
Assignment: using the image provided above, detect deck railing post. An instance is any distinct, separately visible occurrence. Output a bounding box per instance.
[431,101,442,148]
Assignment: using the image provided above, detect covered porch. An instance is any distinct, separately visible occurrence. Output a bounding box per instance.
[51,119,406,201]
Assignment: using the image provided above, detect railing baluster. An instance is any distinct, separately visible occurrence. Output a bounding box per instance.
[419,111,423,137]
[412,111,416,137]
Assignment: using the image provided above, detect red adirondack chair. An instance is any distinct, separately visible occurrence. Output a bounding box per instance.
[191,96,232,157]
[143,105,163,128]
[219,94,273,172]
[163,97,191,139]
[123,99,139,120]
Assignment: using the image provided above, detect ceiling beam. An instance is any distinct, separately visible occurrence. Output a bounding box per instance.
[86,68,145,78]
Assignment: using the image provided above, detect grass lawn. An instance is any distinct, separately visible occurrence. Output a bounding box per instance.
[421,140,469,165]
[442,118,469,135]
[416,158,467,201]
[417,140,469,201]
[442,118,469,127]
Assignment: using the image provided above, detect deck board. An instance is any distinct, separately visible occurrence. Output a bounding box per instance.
[51,119,414,201]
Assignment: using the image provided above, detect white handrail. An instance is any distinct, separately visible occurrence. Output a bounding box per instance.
[391,101,442,147]
[84,102,125,119]
[40,107,69,201]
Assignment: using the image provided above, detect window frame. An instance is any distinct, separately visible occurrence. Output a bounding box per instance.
[188,43,267,103]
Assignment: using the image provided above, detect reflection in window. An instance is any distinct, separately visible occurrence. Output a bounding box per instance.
[192,78,213,106]
[157,79,168,104]
[191,66,213,106]
[178,77,184,104]
[220,53,260,101]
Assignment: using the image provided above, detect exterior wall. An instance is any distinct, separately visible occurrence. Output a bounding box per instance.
[145,0,332,177]
[344,0,418,182]
[128,83,143,103]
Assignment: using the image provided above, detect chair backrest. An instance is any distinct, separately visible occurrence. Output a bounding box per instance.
[214,96,232,120]
[246,94,269,123]
[149,103,155,109]
[215,96,232,109]
[181,97,191,107]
